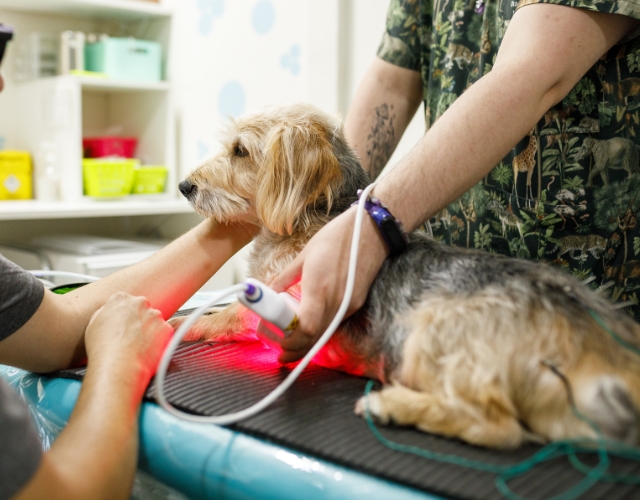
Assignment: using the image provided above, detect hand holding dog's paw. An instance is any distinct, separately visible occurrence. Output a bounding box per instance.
[355,391,390,424]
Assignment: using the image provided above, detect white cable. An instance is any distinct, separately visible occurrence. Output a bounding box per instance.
[154,182,379,424]
[28,270,100,282]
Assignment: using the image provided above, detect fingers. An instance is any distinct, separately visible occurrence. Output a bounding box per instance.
[85,293,172,373]
[268,209,388,364]
[270,252,303,292]
[278,348,308,364]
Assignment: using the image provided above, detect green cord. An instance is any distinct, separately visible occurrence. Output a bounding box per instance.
[361,308,640,499]
[588,309,640,357]
[363,380,640,500]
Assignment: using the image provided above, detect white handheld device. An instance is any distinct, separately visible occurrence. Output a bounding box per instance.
[237,278,299,335]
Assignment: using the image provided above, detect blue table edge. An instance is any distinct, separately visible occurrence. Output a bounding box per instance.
[1,365,444,500]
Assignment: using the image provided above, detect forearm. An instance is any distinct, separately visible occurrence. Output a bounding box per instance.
[64,218,249,320]
[374,67,546,229]
[344,58,422,179]
[0,218,251,372]
[15,363,146,500]
[374,5,639,230]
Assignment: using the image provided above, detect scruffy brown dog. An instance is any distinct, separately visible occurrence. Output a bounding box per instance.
[175,103,640,449]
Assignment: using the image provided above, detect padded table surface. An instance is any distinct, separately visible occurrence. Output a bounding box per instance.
[55,340,640,500]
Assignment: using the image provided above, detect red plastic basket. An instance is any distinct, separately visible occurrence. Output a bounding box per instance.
[83,137,138,158]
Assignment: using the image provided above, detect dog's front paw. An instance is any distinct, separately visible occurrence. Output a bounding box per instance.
[168,316,184,329]
[355,391,389,424]
[168,315,206,341]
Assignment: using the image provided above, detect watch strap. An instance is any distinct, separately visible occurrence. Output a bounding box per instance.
[352,190,408,257]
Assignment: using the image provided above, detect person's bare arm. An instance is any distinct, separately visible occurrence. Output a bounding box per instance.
[0,219,255,373]
[14,293,173,500]
[271,5,640,361]
[344,58,423,179]
[376,6,639,230]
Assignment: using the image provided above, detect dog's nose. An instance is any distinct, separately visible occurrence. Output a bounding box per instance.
[179,180,197,198]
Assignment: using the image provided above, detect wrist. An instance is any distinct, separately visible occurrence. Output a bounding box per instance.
[199,219,255,251]
[352,189,409,257]
[349,205,392,262]
[80,358,149,426]
[87,351,153,392]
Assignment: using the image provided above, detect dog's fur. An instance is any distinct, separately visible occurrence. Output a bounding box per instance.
[176,103,640,449]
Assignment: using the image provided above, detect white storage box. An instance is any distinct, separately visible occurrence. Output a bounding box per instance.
[0,236,161,286]
[0,235,237,291]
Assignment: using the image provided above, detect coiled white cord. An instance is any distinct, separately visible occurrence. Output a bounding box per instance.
[154,182,378,424]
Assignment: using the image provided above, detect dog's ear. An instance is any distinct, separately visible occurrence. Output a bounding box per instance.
[257,121,343,235]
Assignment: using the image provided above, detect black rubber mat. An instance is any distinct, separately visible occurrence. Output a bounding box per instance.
[55,339,640,500]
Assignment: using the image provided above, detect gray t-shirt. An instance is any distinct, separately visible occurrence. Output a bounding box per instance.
[0,379,43,499]
[0,254,45,499]
[0,254,45,340]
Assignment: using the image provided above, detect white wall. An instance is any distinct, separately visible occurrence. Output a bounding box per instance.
[171,0,342,179]
[171,0,424,180]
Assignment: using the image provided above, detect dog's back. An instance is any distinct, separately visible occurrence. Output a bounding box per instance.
[339,232,640,447]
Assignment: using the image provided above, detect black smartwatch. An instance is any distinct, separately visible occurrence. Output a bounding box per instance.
[352,190,408,257]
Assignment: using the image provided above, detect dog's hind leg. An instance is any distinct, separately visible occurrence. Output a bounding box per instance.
[354,383,526,448]
[575,375,638,444]
[521,352,639,445]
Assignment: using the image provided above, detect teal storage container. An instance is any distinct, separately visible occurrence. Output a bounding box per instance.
[85,37,162,82]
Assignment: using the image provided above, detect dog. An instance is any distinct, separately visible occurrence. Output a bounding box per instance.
[175,103,640,449]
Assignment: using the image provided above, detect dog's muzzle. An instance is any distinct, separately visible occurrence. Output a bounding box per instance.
[179,180,197,199]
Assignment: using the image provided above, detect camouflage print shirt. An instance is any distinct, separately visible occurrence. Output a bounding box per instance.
[378,0,640,318]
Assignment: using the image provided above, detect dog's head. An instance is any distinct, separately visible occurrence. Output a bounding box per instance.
[179,103,369,236]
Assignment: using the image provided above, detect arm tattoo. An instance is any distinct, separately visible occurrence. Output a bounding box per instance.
[366,103,396,180]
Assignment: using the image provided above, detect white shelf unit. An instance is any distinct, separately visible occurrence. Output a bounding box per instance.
[15,75,176,203]
[0,0,172,20]
[0,198,192,220]
[0,0,179,220]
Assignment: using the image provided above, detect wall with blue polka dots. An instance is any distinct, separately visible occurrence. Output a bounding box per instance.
[171,1,338,177]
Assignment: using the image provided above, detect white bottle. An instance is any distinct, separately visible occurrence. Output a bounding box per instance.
[35,142,60,202]
[59,31,85,74]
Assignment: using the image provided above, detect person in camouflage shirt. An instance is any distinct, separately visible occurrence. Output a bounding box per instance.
[355,0,640,318]
[271,0,640,359]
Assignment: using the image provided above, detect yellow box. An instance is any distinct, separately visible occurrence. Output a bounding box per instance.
[0,151,32,200]
[83,158,138,198]
[132,165,167,194]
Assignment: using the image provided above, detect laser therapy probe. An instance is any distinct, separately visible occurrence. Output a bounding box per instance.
[238,278,300,335]
[154,182,379,424]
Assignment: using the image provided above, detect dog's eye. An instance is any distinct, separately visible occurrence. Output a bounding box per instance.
[234,144,249,158]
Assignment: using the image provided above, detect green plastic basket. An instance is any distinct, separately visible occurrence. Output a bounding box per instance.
[132,165,168,194]
[83,159,138,197]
